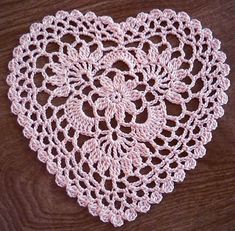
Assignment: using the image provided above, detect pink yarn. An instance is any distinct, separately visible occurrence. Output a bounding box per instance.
[7,9,230,227]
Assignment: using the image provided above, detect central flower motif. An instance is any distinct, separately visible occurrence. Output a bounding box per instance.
[95,74,141,121]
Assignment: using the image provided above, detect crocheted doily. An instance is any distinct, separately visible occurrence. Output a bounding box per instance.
[7,9,230,227]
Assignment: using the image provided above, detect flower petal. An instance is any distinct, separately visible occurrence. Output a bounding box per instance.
[159,50,171,65]
[167,58,182,72]
[89,149,102,164]
[51,63,65,75]
[126,90,142,101]
[133,143,149,157]
[124,100,136,114]
[171,81,188,93]
[113,74,125,89]
[95,97,108,110]
[165,90,183,104]
[98,87,110,97]
[173,69,187,80]
[67,46,79,61]
[59,54,73,67]
[79,43,90,60]
[98,157,110,173]
[54,85,70,97]
[120,157,132,174]
[100,76,114,91]
[109,160,121,178]
[126,79,137,90]
[49,74,66,86]
[82,138,98,152]
[129,151,142,167]
[136,49,148,64]
[105,103,115,120]
[90,49,103,62]
[148,46,159,63]
[115,103,125,122]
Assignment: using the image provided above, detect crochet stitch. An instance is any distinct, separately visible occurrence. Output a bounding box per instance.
[7,9,230,227]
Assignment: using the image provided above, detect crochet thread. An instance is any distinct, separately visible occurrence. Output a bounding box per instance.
[7,9,230,227]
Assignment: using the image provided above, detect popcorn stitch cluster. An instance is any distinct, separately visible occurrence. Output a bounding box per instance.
[7,9,230,227]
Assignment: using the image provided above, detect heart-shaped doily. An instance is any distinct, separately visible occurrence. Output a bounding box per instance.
[7,9,230,227]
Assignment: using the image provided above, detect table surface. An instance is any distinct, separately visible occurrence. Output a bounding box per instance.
[0,0,234,230]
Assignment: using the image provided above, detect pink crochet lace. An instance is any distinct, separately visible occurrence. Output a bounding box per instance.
[7,9,230,227]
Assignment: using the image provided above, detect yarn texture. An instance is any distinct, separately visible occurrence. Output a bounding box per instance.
[7,9,230,227]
